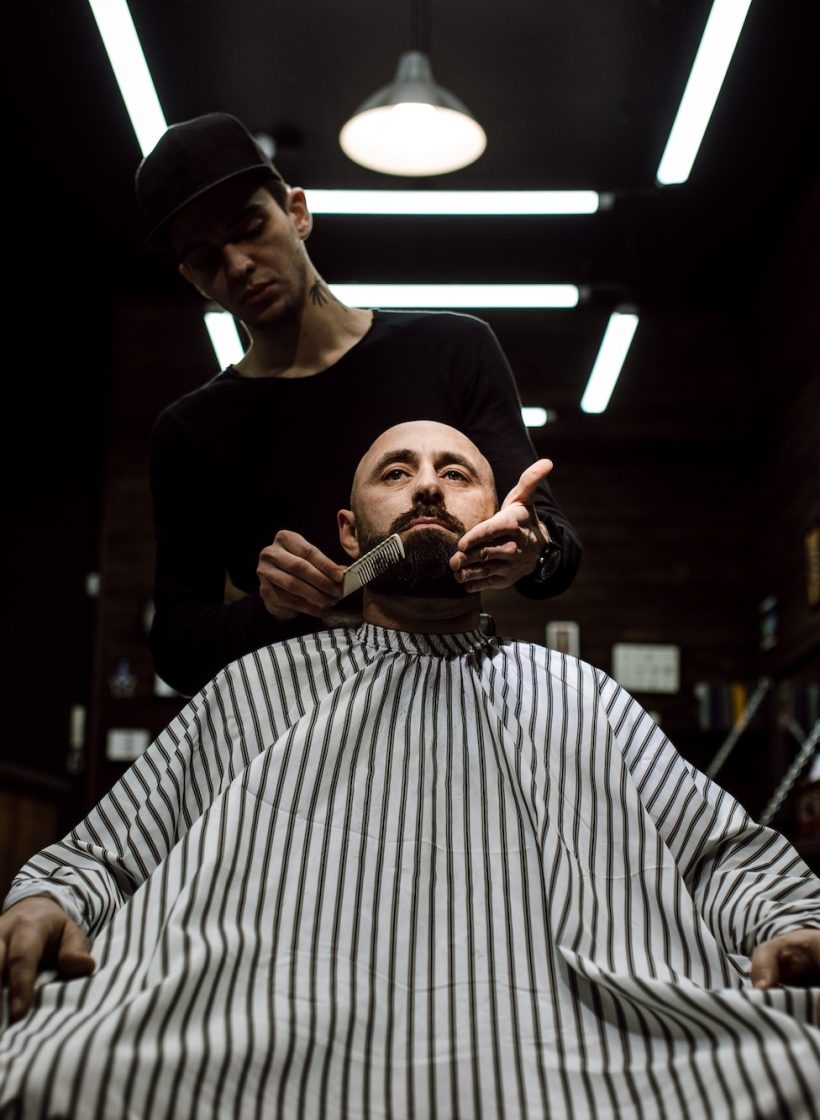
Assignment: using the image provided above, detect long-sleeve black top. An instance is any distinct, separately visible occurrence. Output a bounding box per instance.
[149,310,582,693]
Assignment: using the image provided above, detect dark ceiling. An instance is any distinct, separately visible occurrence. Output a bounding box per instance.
[5,0,820,405]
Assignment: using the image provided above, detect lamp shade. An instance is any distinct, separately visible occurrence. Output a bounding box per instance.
[339,50,487,176]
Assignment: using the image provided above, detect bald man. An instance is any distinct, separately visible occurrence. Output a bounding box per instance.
[2,422,819,1119]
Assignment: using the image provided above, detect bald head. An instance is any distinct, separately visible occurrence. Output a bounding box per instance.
[339,421,498,564]
[350,421,495,509]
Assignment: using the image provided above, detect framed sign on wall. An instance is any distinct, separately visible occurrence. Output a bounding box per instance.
[611,643,681,694]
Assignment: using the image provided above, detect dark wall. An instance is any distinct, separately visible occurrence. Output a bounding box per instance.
[752,182,820,676]
[487,308,756,684]
[0,278,109,884]
[3,292,107,781]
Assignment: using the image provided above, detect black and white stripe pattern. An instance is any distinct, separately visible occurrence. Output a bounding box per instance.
[2,624,819,1118]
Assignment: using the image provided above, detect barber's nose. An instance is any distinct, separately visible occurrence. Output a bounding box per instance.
[223,243,253,277]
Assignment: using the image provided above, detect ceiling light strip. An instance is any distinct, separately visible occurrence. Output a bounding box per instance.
[328,284,579,308]
[580,311,639,413]
[521,407,551,428]
[204,311,245,368]
[306,190,600,215]
[87,0,166,155]
[656,0,754,185]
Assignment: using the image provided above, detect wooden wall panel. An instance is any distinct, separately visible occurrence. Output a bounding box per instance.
[85,298,214,805]
[0,767,73,898]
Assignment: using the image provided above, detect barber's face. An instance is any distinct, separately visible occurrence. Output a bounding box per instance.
[338,421,497,595]
[169,180,311,328]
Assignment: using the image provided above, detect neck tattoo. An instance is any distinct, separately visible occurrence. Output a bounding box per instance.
[309,278,345,308]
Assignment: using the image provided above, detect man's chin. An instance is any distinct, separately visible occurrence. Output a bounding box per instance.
[399,525,459,556]
[382,577,469,601]
[365,527,468,599]
[369,579,469,601]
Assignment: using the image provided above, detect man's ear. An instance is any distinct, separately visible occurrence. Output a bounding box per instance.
[178,261,211,300]
[287,188,313,241]
[337,509,361,560]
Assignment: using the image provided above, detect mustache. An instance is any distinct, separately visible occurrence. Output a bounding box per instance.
[389,503,466,537]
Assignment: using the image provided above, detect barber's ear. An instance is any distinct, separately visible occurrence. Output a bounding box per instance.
[287,188,313,240]
[178,261,211,300]
[337,509,361,560]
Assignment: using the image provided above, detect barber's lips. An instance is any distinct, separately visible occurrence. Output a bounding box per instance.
[243,282,277,306]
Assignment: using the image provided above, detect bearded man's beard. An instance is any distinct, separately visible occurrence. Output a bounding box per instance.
[355,503,469,599]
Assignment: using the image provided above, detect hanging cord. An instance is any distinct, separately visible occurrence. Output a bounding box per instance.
[706,677,772,779]
[411,0,430,54]
[758,717,820,827]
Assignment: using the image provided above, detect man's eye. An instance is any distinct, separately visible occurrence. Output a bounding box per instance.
[443,469,468,482]
[383,468,408,481]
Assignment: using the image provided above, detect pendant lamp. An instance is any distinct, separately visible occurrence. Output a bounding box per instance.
[339,48,487,177]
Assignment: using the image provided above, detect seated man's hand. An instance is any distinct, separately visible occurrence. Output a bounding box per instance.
[257,530,345,620]
[450,459,554,592]
[751,929,820,1020]
[0,896,95,1024]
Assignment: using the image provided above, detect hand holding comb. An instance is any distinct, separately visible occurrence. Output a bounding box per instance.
[340,534,405,599]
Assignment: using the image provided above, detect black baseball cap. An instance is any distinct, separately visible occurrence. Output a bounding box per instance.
[135,112,286,248]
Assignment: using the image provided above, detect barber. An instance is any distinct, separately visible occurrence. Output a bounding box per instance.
[135,112,582,695]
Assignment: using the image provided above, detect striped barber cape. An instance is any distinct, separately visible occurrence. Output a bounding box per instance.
[1,623,819,1119]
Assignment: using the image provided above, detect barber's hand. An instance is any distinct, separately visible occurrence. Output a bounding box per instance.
[751,929,820,1020]
[0,896,95,1024]
[450,459,554,592]
[257,530,345,620]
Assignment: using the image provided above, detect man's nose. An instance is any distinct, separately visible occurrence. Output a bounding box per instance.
[413,467,444,502]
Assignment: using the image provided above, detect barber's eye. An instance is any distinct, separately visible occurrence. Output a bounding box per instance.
[188,252,215,271]
[187,249,219,273]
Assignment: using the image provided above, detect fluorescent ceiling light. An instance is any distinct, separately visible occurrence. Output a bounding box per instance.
[656,0,754,185]
[204,311,245,369]
[87,0,166,155]
[306,190,600,215]
[328,284,579,309]
[580,311,639,413]
[521,407,552,428]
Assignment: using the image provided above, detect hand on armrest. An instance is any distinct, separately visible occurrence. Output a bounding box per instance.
[751,928,820,1021]
[0,895,95,1023]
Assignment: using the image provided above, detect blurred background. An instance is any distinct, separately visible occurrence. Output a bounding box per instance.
[2,0,819,884]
